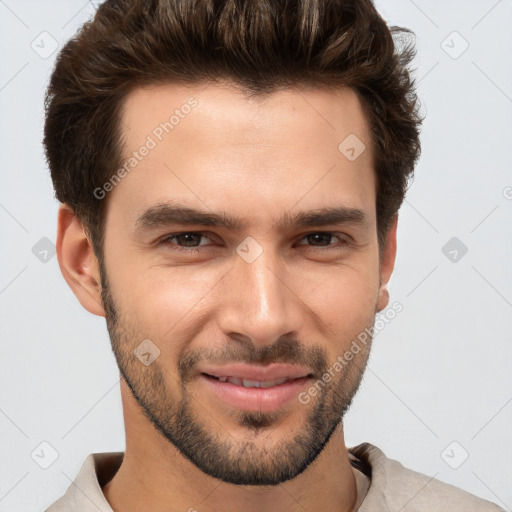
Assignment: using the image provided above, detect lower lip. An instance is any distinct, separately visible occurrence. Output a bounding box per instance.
[199,374,312,413]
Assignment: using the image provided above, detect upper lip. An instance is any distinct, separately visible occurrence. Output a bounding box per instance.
[200,363,314,381]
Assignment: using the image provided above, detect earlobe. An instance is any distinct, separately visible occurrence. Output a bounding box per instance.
[376,284,389,313]
[56,204,106,317]
[376,215,398,312]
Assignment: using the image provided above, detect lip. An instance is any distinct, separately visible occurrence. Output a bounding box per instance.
[199,373,313,412]
[198,363,314,381]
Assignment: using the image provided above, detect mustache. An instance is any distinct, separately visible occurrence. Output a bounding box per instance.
[177,337,328,382]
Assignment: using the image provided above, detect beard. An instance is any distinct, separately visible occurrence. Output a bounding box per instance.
[99,262,373,486]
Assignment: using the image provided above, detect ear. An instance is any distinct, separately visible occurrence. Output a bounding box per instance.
[376,214,398,312]
[56,203,106,317]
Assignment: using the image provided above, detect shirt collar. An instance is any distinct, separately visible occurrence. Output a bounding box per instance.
[47,452,123,511]
[47,443,386,512]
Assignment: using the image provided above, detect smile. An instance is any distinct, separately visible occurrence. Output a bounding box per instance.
[205,374,294,388]
[199,373,313,412]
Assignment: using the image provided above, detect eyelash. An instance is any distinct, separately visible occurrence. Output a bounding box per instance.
[159,232,350,253]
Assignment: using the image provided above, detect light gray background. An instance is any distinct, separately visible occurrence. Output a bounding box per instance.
[1,0,511,510]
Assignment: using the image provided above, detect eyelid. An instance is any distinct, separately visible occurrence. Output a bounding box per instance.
[159,231,216,246]
[159,230,351,251]
[295,232,348,247]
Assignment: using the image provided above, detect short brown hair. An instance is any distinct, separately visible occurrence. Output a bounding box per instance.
[43,0,423,263]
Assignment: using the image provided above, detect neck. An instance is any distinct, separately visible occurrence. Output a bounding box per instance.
[102,381,358,512]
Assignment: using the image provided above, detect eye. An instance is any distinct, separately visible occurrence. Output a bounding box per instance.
[159,232,214,252]
[296,232,350,250]
[158,231,351,255]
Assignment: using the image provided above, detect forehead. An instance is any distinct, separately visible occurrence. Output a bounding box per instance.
[112,81,376,228]
[120,81,372,152]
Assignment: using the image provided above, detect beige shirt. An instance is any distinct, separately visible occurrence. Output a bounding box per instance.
[45,442,505,511]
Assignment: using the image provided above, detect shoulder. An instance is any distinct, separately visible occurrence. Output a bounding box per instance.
[349,442,505,512]
[45,452,123,512]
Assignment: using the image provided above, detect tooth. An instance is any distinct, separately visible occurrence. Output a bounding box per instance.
[242,379,261,388]
[222,377,292,388]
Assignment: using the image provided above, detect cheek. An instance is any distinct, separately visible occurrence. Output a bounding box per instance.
[111,266,225,349]
[302,262,380,345]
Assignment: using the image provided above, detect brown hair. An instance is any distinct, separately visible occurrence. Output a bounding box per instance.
[43,0,423,263]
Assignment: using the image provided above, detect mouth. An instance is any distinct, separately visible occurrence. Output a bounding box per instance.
[198,362,314,382]
[198,369,314,413]
[201,373,312,388]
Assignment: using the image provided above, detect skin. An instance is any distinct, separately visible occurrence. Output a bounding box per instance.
[56,81,397,512]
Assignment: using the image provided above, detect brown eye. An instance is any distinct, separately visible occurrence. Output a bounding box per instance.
[172,233,204,247]
[296,232,348,250]
[304,233,335,246]
[160,232,214,252]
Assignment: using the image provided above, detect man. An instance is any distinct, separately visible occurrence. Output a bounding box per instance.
[43,0,504,511]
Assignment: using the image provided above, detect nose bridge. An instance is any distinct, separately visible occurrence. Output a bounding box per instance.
[216,243,303,346]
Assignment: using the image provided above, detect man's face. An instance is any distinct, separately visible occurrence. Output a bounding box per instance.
[97,82,394,485]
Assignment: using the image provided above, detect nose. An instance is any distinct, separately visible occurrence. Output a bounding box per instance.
[215,245,305,349]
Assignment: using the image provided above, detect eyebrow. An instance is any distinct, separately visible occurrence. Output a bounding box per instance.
[134,202,369,233]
